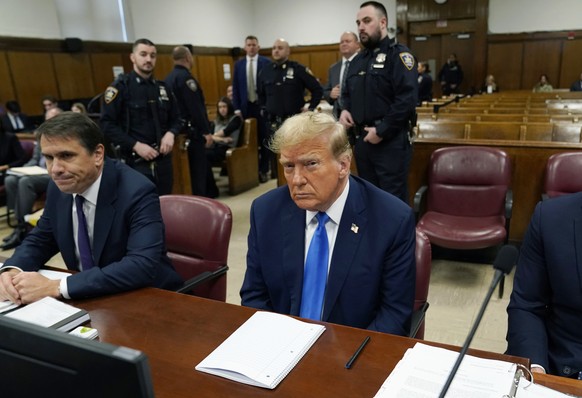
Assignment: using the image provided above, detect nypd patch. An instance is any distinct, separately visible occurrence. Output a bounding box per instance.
[104,86,118,104]
[186,79,198,92]
[399,52,415,71]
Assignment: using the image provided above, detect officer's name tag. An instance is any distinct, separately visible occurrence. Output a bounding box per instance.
[372,64,385,68]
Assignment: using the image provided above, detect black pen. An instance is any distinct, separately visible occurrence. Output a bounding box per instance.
[345,336,370,369]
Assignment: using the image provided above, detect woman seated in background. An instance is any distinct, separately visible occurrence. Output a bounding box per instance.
[0,121,27,185]
[533,74,553,92]
[481,74,499,94]
[417,61,433,105]
[205,96,242,198]
[71,102,87,114]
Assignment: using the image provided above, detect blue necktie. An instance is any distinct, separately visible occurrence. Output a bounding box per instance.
[300,212,330,320]
[75,195,94,270]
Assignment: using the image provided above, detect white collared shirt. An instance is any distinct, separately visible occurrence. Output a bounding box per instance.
[304,179,350,273]
[60,170,103,298]
[246,55,258,83]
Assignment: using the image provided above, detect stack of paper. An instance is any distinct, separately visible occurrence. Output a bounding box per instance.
[196,311,325,389]
[374,343,516,398]
[4,297,89,332]
[374,343,573,398]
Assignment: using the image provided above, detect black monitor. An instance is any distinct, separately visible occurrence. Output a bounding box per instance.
[0,315,154,397]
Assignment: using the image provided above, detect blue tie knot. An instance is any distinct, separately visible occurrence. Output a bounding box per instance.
[316,212,329,227]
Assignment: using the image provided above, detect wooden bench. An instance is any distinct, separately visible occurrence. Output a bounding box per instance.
[416,121,582,143]
[225,118,259,195]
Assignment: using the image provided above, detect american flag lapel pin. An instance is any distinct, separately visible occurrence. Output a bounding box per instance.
[351,223,359,233]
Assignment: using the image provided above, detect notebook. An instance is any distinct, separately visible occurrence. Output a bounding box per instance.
[4,297,90,332]
[195,311,326,389]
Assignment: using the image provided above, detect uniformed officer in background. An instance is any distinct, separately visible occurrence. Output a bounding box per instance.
[101,38,181,196]
[340,1,417,203]
[165,45,213,197]
[257,38,323,182]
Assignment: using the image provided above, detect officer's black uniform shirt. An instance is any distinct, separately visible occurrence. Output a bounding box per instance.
[257,59,323,118]
[342,36,418,139]
[165,65,211,137]
[101,70,181,153]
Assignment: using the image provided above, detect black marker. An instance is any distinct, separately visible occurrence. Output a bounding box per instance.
[345,336,370,369]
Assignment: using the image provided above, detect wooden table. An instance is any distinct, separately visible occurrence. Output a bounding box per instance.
[71,288,581,397]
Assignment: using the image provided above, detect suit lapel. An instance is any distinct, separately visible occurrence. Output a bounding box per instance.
[281,199,306,316]
[92,161,117,266]
[322,178,367,321]
[57,193,78,269]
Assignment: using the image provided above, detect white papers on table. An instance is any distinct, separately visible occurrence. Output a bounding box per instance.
[374,343,516,398]
[196,311,325,389]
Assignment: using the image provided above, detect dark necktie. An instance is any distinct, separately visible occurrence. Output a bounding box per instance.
[300,212,330,320]
[338,60,349,108]
[75,195,94,270]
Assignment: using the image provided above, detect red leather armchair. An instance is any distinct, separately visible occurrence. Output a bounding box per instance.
[543,152,582,200]
[414,146,512,297]
[411,228,432,339]
[160,195,233,301]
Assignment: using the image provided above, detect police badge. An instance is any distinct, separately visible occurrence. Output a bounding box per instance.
[186,79,198,92]
[159,86,170,100]
[286,68,295,79]
[399,52,415,71]
[376,53,387,63]
[104,86,118,104]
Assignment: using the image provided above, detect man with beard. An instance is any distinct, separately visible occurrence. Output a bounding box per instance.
[101,38,181,195]
[339,1,417,204]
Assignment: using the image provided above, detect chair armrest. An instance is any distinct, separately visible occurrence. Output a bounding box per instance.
[176,264,229,294]
[505,189,513,219]
[413,185,428,221]
[409,302,429,339]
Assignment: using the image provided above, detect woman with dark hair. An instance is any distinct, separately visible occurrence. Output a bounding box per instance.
[205,96,242,198]
[0,121,28,184]
[417,61,433,104]
[533,74,553,92]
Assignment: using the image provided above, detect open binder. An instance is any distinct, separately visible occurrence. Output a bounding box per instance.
[195,311,325,389]
[374,343,572,398]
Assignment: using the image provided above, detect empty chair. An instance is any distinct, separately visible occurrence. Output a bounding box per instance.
[160,195,233,301]
[543,152,582,200]
[414,146,513,297]
[410,228,432,340]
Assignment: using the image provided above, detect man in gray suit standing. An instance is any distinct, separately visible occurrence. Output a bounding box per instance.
[323,32,360,120]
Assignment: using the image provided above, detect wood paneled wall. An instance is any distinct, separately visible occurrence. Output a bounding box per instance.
[0,37,234,116]
[2,8,582,116]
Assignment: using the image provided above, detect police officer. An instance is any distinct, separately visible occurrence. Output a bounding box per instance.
[165,46,213,197]
[340,1,418,203]
[101,38,181,196]
[257,38,323,182]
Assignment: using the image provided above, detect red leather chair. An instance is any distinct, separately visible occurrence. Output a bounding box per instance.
[411,228,432,339]
[543,152,582,200]
[414,146,512,297]
[160,195,233,301]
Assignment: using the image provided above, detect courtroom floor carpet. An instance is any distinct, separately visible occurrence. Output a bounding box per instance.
[0,171,513,355]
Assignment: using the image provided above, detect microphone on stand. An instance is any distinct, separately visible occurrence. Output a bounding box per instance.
[438,245,519,398]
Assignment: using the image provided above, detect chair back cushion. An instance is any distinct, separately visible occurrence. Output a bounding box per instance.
[428,146,511,217]
[544,152,582,198]
[20,140,35,161]
[160,195,233,300]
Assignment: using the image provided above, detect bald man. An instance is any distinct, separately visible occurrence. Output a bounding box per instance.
[256,38,323,182]
[323,32,360,119]
[165,46,214,197]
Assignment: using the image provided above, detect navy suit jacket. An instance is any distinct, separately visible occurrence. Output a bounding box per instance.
[4,159,183,298]
[241,175,416,335]
[232,55,271,118]
[507,193,582,376]
[322,60,342,118]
